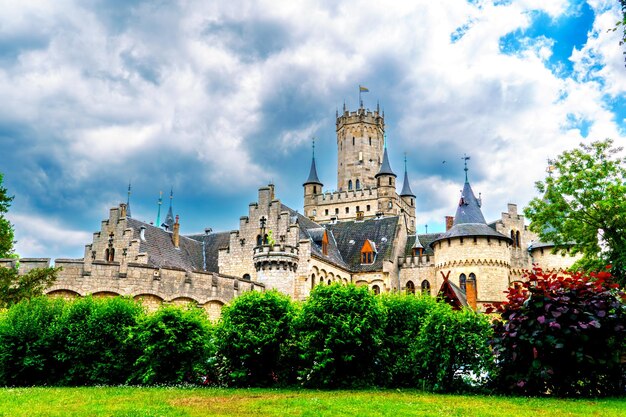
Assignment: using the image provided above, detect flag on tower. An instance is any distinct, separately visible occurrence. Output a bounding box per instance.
[359,85,369,92]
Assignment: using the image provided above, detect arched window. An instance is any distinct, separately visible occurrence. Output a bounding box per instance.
[516,231,521,248]
[406,280,415,295]
[459,273,467,292]
[510,230,516,247]
[311,274,316,289]
[243,274,251,281]
[356,179,361,190]
[263,234,269,244]
[372,285,380,295]
[104,248,109,262]
[421,280,431,295]
[327,279,331,285]
[348,180,353,190]
[105,248,115,262]
[256,235,262,246]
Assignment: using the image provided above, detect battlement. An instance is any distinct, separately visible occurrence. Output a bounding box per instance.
[336,108,384,130]
[314,187,378,204]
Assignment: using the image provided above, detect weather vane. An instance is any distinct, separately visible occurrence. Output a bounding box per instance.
[546,158,556,177]
[462,154,471,181]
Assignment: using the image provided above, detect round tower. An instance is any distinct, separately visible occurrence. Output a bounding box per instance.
[431,163,512,310]
[375,144,397,215]
[336,103,385,191]
[253,244,299,295]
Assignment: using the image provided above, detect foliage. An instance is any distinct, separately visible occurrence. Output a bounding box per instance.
[377,293,438,387]
[214,290,295,386]
[0,266,60,309]
[414,302,494,392]
[524,139,626,287]
[0,174,15,259]
[294,283,384,388]
[0,297,66,386]
[489,267,626,396]
[130,305,212,385]
[56,296,144,385]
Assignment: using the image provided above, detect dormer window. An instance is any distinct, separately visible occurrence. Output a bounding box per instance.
[360,239,377,264]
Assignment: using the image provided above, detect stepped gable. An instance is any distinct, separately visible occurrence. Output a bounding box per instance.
[186,231,231,273]
[280,204,347,269]
[127,218,203,270]
[327,216,399,272]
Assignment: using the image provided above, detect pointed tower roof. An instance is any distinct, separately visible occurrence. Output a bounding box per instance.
[162,188,175,230]
[303,139,323,186]
[400,155,415,197]
[126,182,132,218]
[431,157,511,245]
[376,135,396,178]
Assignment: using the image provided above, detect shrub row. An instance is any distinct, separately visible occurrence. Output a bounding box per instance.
[0,297,210,386]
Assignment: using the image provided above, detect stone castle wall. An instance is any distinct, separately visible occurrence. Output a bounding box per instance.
[530,246,582,273]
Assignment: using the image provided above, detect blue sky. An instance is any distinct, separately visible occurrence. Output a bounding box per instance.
[0,0,624,260]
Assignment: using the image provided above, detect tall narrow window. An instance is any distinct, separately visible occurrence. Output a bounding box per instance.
[369,137,372,146]
[516,231,521,248]
[352,137,355,146]
[345,207,349,214]
[460,273,467,292]
[335,208,339,215]
[389,177,392,185]
[256,235,262,246]
[511,230,516,247]
[356,179,360,189]
[313,186,317,194]
[348,180,353,190]
[421,280,431,295]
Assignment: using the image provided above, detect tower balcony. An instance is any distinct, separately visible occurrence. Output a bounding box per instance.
[253,244,299,272]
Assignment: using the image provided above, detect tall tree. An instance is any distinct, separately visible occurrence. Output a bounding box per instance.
[0,173,15,258]
[525,139,626,286]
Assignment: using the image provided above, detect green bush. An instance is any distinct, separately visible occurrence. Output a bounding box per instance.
[130,305,212,385]
[56,296,144,385]
[0,297,66,386]
[294,283,384,388]
[214,290,295,386]
[415,302,494,392]
[490,267,626,396]
[378,293,438,387]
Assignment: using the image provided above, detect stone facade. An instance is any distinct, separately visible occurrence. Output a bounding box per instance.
[4,104,579,314]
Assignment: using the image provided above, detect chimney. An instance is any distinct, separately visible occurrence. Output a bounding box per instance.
[120,203,127,218]
[466,276,477,311]
[139,226,146,241]
[172,215,180,248]
[445,216,454,231]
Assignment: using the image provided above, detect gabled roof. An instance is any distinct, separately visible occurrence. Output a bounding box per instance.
[375,147,396,178]
[327,216,399,272]
[438,279,468,310]
[186,231,231,273]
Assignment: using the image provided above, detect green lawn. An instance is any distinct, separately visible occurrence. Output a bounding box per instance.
[0,387,624,417]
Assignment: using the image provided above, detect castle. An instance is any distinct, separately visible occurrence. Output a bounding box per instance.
[0,104,578,319]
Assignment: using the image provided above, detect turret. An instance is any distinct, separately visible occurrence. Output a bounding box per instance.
[375,140,396,215]
[162,188,175,231]
[400,155,417,231]
[303,140,323,218]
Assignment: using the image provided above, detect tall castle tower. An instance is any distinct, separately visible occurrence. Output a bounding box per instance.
[336,104,385,191]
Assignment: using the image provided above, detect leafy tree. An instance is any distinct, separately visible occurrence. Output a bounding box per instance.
[0,173,15,258]
[294,283,384,388]
[129,305,211,385]
[0,266,60,309]
[214,290,294,386]
[489,267,626,396]
[524,139,626,286]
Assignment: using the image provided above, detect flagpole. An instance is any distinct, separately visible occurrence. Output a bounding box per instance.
[359,85,362,108]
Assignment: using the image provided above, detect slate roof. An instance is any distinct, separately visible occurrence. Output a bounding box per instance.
[400,168,415,197]
[127,218,203,270]
[327,216,399,272]
[376,147,396,178]
[405,233,441,256]
[432,180,511,245]
[186,231,232,273]
[303,156,323,186]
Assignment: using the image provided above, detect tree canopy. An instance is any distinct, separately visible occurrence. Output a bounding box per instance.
[524,139,626,286]
[0,174,15,258]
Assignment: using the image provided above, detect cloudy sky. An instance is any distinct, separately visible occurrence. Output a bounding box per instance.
[1,0,624,260]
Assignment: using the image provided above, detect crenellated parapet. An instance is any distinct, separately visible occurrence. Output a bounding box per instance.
[253,244,299,272]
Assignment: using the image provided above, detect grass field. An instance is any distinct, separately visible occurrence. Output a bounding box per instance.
[0,387,624,417]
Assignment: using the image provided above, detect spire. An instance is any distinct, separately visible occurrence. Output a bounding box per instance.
[303,138,323,186]
[162,187,175,230]
[400,153,415,197]
[126,182,132,218]
[376,134,396,178]
[454,181,486,225]
[156,191,162,227]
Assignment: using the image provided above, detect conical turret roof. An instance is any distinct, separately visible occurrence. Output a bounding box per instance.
[303,156,323,186]
[400,165,415,197]
[376,147,396,178]
[162,189,175,230]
